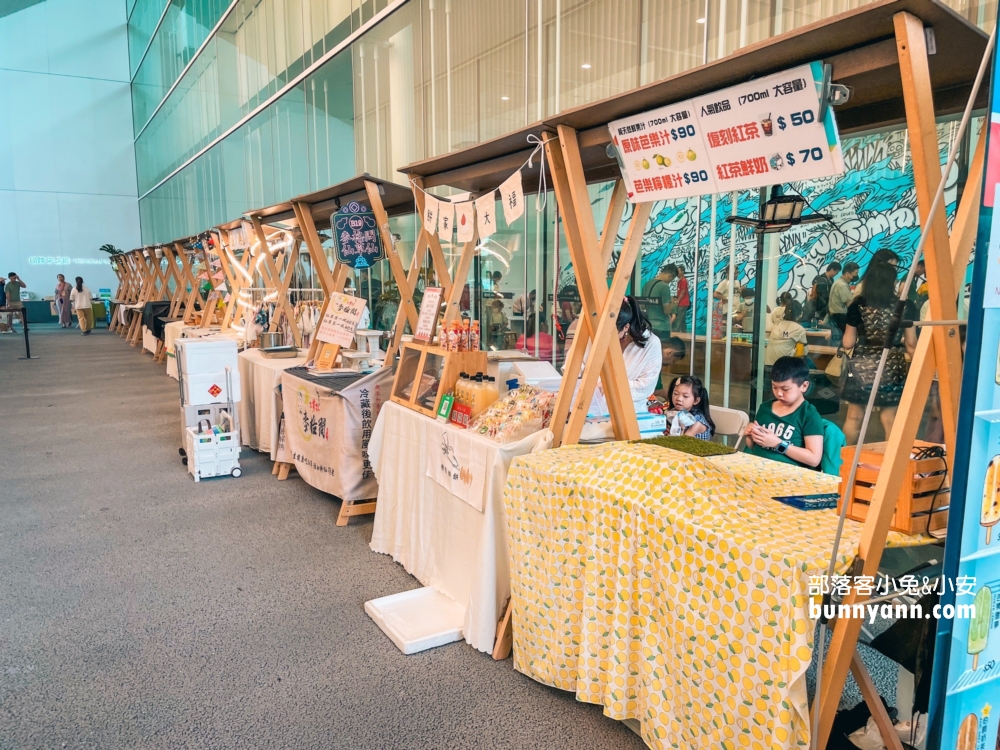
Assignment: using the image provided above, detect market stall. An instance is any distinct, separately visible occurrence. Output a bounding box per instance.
[396,0,986,746]
[236,347,308,457]
[229,176,416,494]
[281,366,395,523]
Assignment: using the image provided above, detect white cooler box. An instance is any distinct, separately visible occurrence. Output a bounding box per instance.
[175,338,242,405]
[175,337,239,376]
[182,371,241,405]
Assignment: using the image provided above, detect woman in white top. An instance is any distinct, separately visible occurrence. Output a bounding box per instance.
[764,299,808,365]
[70,276,94,335]
[584,295,663,417]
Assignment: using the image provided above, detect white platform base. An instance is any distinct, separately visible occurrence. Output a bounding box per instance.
[364,587,465,655]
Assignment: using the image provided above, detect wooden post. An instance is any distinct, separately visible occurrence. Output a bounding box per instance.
[813,31,982,742]
[895,11,963,467]
[545,128,641,444]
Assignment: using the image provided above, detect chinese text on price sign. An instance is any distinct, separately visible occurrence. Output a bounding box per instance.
[316,292,367,347]
[608,62,844,201]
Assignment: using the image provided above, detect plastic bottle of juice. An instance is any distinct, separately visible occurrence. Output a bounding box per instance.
[469,373,486,417]
[482,376,499,411]
[456,373,469,405]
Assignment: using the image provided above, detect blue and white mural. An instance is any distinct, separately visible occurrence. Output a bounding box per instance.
[568,121,972,333]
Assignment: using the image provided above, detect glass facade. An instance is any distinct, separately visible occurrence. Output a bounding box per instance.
[132,0,992,438]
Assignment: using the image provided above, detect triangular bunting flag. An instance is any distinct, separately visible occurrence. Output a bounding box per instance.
[422,195,439,234]
[455,202,475,243]
[499,170,525,226]
[475,192,497,239]
[438,201,454,242]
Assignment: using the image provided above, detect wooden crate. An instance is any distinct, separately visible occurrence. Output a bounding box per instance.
[389,341,487,419]
[838,440,949,535]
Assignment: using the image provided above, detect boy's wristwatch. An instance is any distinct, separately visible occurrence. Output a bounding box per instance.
[776,440,790,454]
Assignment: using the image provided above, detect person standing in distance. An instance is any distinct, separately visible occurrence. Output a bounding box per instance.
[70,276,94,335]
[4,272,26,333]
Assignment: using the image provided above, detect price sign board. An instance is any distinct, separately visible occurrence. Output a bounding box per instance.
[608,101,717,200]
[316,292,367,347]
[413,287,444,343]
[331,202,385,270]
[608,62,844,201]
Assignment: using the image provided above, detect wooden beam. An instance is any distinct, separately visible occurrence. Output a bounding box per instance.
[564,199,651,444]
[364,181,420,332]
[813,76,985,747]
[850,653,905,750]
[599,180,628,269]
[895,10,962,466]
[551,126,639,443]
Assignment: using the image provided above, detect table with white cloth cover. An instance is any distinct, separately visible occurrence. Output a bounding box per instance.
[279,366,393,500]
[237,348,308,459]
[368,400,553,653]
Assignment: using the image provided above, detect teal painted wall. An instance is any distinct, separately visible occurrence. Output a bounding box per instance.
[0,0,140,296]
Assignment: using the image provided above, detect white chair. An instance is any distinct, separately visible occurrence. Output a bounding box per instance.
[710,405,749,449]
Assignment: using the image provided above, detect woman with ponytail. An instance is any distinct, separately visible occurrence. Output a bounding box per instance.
[70,276,94,335]
[580,295,663,417]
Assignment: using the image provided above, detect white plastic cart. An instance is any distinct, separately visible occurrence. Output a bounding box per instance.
[175,338,243,480]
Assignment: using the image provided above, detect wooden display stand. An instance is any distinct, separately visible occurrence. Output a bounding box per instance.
[389,341,486,418]
[544,132,652,447]
[838,441,949,534]
[813,13,983,748]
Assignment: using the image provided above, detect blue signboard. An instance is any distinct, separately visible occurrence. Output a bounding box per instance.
[330,201,385,270]
[928,55,1000,750]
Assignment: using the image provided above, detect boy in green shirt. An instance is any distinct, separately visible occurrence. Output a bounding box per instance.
[745,356,824,469]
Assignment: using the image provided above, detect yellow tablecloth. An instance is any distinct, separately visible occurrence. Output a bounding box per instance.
[504,443,917,750]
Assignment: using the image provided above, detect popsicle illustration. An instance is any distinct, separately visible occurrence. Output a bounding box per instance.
[968,586,992,671]
[983,456,1000,545]
[956,713,977,750]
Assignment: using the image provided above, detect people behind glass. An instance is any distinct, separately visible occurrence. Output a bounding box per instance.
[673,265,690,332]
[712,268,731,338]
[512,289,536,316]
[840,249,917,445]
[641,263,677,338]
[734,286,756,334]
[765,299,808,365]
[486,298,509,349]
[516,315,554,361]
[828,262,859,332]
[806,262,840,323]
[483,270,504,297]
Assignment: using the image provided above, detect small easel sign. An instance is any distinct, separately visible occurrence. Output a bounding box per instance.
[413,286,444,343]
[314,292,368,372]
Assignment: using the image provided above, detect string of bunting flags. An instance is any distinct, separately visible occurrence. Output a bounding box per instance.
[410,135,548,244]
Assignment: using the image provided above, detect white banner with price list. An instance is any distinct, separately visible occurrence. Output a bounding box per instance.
[609,62,844,202]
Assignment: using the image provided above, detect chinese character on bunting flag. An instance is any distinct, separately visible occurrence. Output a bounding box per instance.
[499,171,525,226]
[438,201,454,242]
[455,202,475,243]
[422,195,439,234]
[475,192,497,239]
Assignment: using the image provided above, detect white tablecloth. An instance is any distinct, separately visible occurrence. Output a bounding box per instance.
[369,400,553,653]
[238,348,308,459]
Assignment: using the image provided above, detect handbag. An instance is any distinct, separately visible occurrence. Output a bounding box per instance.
[825,346,851,384]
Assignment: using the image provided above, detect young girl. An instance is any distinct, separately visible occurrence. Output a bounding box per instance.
[664,375,715,441]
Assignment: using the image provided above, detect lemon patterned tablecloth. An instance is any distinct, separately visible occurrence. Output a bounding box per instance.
[504,443,885,750]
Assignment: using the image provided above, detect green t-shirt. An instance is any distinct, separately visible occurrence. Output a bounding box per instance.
[642,278,672,328]
[4,281,23,308]
[747,399,823,467]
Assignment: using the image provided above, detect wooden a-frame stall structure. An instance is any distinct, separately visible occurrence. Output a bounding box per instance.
[400,0,987,740]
